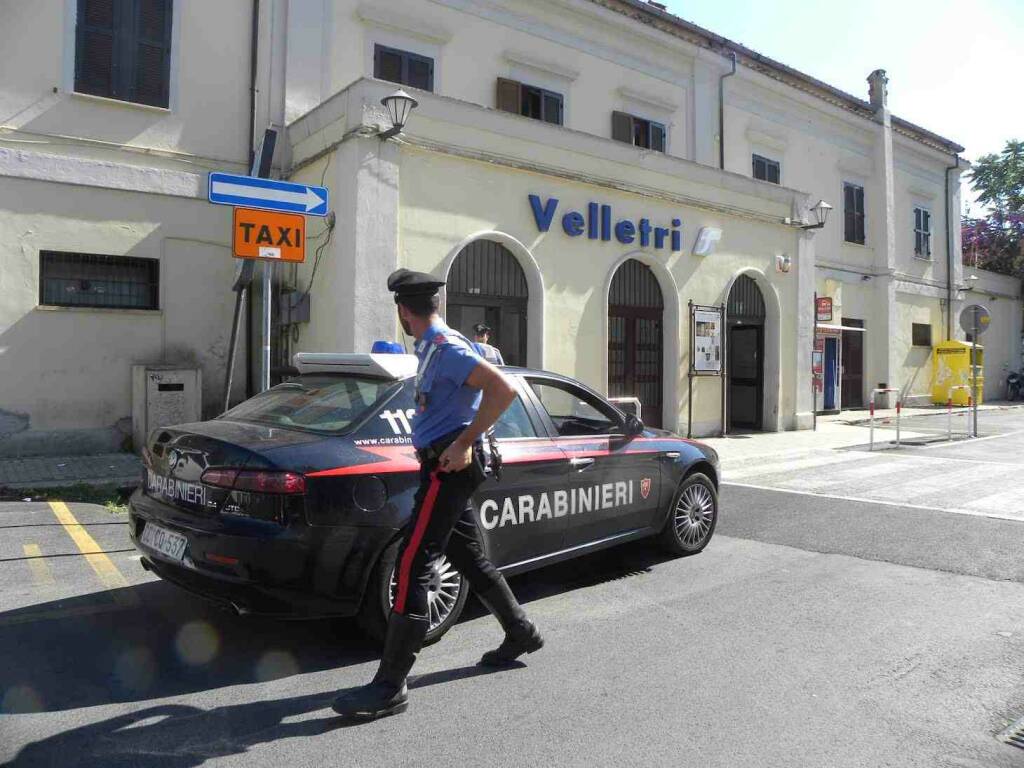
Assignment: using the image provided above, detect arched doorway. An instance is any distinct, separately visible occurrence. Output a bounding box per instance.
[727,274,766,430]
[446,240,528,366]
[608,259,664,428]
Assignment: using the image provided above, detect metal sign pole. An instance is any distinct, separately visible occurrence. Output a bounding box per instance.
[687,300,693,439]
[250,127,278,393]
[972,309,979,437]
[813,292,818,431]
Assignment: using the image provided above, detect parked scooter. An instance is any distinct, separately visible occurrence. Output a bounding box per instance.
[1007,370,1023,401]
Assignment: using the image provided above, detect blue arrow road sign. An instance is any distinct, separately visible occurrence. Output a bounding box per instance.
[208,172,329,216]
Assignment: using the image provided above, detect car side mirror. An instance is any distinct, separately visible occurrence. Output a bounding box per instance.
[623,414,644,436]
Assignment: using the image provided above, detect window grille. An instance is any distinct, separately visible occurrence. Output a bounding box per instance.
[911,323,932,347]
[40,251,159,310]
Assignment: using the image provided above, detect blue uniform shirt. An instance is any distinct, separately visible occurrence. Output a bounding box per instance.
[412,320,483,449]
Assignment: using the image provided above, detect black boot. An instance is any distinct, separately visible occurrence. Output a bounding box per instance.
[476,579,543,667]
[331,612,429,720]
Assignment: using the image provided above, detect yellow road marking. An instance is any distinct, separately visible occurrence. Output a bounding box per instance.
[23,544,56,586]
[49,501,136,605]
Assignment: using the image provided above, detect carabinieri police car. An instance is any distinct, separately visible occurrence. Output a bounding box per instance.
[129,353,720,644]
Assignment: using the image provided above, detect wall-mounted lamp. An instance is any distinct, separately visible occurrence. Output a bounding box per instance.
[802,200,832,229]
[775,254,791,273]
[379,89,418,140]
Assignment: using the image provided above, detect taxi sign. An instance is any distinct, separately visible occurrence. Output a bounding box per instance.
[233,207,305,262]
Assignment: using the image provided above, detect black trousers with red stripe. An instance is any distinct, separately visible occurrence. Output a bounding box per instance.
[393,454,502,620]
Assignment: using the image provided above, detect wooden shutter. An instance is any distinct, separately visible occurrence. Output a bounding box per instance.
[612,111,633,144]
[650,122,666,152]
[496,78,521,114]
[130,0,172,107]
[844,184,856,242]
[542,91,562,125]
[75,0,117,98]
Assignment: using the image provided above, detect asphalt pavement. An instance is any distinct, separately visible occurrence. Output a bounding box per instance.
[3,414,1024,767]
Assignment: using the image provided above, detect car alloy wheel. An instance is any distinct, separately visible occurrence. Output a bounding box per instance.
[674,482,715,549]
[388,555,464,632]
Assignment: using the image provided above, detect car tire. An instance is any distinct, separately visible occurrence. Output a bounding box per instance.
[658,472,718,556]
[357,538,469,646]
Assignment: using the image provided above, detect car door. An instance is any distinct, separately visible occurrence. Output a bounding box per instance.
[472,377,570,568]
[523,376,663,549]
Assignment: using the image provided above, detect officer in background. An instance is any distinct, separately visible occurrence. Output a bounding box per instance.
[473,323,505,365]
[331,269,543,721]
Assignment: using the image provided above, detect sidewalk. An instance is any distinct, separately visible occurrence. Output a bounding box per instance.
[701,401,1024,469]
[0,453,142,490]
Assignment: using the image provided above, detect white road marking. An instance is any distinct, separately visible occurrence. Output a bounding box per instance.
[722,451,880,480]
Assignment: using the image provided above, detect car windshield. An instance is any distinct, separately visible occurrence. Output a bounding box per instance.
[222,375,400,433]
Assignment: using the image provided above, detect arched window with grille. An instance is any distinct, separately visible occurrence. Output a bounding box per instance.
[446,240,529,366]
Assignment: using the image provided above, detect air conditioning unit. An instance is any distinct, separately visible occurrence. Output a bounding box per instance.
[131,365,202,452]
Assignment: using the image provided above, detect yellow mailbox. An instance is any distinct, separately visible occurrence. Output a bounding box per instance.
[932,340,984,406]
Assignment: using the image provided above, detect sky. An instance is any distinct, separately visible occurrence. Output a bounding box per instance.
[660,0,1024,215]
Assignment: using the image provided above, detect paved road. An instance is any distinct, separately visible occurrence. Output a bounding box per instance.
[3,418,1024,766]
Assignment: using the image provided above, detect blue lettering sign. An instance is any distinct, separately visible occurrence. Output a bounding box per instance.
[529,195,559,232]
[528,195,684,252]
[562,211,585,236]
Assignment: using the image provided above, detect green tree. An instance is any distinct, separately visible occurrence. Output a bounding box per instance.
[963,139,1024,276]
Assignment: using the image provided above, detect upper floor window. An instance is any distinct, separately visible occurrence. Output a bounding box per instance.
[75,0,173,108]
[843,182,866,245]
[612,112,666,152]
[914,207,932,259]
[496,78,563,125]
[373,45,434,92]
[752,154,780,184]
[40,251,159,310]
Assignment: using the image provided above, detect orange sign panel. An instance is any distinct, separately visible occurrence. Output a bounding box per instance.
[233,207,305,262]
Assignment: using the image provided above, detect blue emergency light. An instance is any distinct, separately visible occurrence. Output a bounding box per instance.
[371,340,404,354]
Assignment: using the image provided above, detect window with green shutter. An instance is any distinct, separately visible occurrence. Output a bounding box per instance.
[843,182,866,245]
[914,207,932,259]
[75,0,172,108]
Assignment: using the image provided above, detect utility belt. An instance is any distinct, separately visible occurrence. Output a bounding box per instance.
[415,429,503,481]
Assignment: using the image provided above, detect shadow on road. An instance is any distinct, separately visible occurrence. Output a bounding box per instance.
[0,539,675,718]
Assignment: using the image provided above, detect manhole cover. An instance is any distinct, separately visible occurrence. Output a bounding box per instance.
[998,715,1024,750]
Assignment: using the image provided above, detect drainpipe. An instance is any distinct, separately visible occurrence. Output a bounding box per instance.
[718,51,737,170]
[244,0,259,398]
[945,152,960,340]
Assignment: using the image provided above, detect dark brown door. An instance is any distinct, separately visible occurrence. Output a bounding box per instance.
[608,260,664,428]
[841,319,864,408]
[728,325,763,429]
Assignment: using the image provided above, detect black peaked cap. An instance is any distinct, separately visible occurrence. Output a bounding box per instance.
[387,268,445,297]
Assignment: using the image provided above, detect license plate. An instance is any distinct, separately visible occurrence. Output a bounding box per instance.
[140,522,188,562]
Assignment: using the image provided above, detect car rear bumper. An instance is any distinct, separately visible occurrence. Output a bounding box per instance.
[129,489,395,618]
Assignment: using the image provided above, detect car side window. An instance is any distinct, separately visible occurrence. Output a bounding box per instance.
[493,395,537,439]
[528,380,620,437]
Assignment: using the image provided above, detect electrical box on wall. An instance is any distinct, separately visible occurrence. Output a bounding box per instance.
[131,365,202,453]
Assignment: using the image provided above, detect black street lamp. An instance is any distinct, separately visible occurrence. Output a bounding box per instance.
[379,89,419,140]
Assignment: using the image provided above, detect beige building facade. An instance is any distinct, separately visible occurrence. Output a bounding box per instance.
[1,0,1020,453]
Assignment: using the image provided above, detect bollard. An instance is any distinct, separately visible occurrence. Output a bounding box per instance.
[869,397,875,451]
[947,398,952,441]
[895,399,901,446]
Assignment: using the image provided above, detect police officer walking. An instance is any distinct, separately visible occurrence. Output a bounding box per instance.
[331,269,543,721]
[473,323,505,365]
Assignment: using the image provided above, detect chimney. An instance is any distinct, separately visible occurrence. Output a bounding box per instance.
[867,69,888,111]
